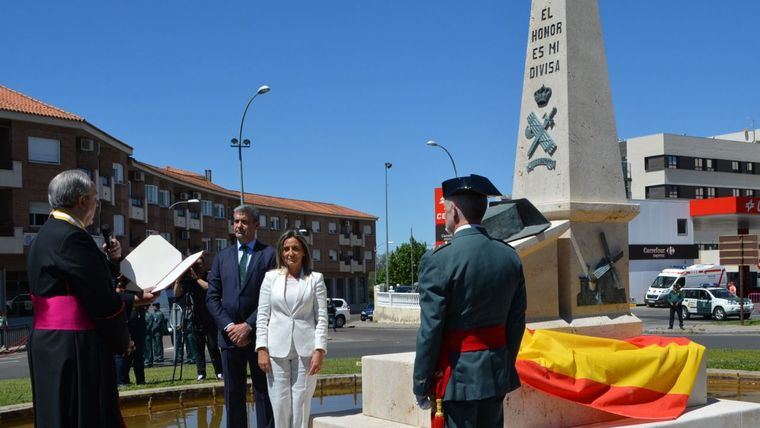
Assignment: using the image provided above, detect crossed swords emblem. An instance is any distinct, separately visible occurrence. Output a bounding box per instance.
[525,107,558,158]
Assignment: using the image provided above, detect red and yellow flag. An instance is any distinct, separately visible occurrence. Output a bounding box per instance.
[516,329,705,420]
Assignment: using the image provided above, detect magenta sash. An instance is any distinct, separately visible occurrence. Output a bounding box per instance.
[32,295,96,330]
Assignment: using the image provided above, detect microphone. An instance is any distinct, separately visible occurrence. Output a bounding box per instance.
[101,224,112,250]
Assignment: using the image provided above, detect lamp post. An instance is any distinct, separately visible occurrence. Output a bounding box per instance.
[426,140,458,177]
[231,85,271,205]
[384,162,392,290]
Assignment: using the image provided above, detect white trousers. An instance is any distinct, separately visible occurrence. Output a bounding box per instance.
[266,343,317,428]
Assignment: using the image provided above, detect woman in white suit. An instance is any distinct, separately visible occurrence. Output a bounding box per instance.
[256,230,328,428]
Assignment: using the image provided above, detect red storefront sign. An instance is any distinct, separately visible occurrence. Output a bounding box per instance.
[434,187,449,246]
[691,197,760,217]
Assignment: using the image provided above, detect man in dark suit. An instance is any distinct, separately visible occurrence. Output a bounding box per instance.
[207,204,276,428]
[27,169,131,427]
[413,175,527,428]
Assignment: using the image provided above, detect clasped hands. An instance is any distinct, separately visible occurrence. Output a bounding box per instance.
[257,348,325,375]
[225,323,252,347]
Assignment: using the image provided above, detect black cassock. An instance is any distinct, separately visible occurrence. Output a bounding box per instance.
[26,216,130,428]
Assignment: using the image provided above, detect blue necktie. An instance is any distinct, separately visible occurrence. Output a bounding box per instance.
[239,245,250,285]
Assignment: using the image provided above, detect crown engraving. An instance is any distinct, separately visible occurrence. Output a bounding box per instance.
[533,85,552,108]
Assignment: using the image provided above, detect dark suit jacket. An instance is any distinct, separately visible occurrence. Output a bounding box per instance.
[206,240,276,349]
[26,217,130,354]
[412,226,527,401]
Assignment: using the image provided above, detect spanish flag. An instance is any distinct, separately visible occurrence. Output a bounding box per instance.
[516,329,705,420]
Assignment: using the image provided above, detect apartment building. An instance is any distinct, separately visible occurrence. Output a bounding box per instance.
[0,84,377,317]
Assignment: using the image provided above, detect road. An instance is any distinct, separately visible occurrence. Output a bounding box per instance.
[2,312,758,380]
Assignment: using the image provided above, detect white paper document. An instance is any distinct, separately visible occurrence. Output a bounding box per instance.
[120,235,204,292]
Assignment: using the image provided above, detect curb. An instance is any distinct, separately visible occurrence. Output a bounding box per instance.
[0,374,362,423]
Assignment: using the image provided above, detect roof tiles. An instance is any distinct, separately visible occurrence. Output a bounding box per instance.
[0,84,84,122]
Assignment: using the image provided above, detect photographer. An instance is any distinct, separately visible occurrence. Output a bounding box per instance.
[174,255,223,381]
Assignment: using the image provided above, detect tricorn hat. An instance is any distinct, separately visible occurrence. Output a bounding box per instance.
[441,174,502,198]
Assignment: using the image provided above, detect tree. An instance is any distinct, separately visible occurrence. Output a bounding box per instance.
[375,238,428,287]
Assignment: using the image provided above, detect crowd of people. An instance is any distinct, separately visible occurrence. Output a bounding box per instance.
[27,169,527,428]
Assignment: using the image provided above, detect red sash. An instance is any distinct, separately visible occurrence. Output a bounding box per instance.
[431,325,507,427]
[32,295,96,330]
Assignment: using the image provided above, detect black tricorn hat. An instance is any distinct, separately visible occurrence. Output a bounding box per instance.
[442,174,502,198]
[152,302,161,308]
[482,198,550,243]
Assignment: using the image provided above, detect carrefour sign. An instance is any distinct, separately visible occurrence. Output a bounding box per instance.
[629,245,698,260]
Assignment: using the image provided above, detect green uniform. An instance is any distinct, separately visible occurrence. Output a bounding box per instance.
[413,226,526,428]
[144,311,155,365]
[152,311,167,363]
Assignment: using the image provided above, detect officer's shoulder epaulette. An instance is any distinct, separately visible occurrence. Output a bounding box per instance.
[431,242,451,254]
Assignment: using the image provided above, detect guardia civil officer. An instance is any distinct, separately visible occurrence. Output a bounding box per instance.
[413,175,527,428]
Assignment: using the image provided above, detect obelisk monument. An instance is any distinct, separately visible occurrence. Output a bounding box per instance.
[512,0,639,322]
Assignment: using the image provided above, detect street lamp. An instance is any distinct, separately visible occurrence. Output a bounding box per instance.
[231,85,271,205]
[384,162,392,290]
[426,140,458,177]
[164,199,200,243]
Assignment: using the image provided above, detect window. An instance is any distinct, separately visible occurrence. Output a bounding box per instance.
[363,225,372,235]
[259,215,267,226]
[216,238,229,252]
[112,163,124,184]
[201,200,213,216]
[214,203,225,218]
[312,221,321,233]
[100,176,110,186]
[159,190,170,207]
[161,232,172,243]
[295,219,302,229]
[328,222,337,234]
[707,187,716,198]
[270,216,280,230]
[312,249,321,261]
[113,215,125,236]
[666,155,678,169]
[365,250,373,261]
[746,189,755,197]
[145,185,158,205]
[705,159,715,172]
[733,188,741,197]
[202,238,212,253]
[28,137,60,164]
[732,161,740,172]
[695,187,704,199]
[667,186,679,199]
[175,206,186,217]
[694,158,703,171]
[284,218,289,230]
[29,202,50,227]
[677,219,688,236]
[329,250,338,261]
[747,163,755,174]
[189,211,200,219]
[145,230,159,237]
[130,197,143,207]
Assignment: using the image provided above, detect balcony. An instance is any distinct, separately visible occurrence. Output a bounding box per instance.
[339,233,351,246]
[99,184,112,203]
[174,211,187,228]
[0,227,24,254]
[188,218,202,231]
[350,233,364,247]
[130,205,145,222]
[351,259,364,273]
[0,161,22,188]
[339,259,351,273]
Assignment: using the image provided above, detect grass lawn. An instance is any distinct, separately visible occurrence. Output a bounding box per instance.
[0,357,361,407]
[710,318,760,326]
[705,348,760,372]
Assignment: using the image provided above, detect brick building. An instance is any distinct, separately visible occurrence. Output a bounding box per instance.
[0,84,377,317]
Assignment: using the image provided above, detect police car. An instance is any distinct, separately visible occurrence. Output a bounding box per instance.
[680,287,754,321]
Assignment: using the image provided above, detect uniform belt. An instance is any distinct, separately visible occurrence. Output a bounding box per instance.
[432,325,507,427]
[32,295,96,331]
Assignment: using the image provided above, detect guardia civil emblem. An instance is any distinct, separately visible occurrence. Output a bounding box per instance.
[525,85,557,173]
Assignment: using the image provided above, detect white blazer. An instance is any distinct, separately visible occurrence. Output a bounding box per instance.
[255,269,328,358]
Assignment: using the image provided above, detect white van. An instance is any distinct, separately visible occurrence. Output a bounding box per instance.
[644,264,727,307]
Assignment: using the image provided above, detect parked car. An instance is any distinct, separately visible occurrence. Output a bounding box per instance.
[327,298,351,328]
[680,287,754,321]
[6,294,33,315]
[392,285,415,293]
[361,303,374,321]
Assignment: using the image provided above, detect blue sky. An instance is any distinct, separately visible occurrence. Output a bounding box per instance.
[3,1,760,252]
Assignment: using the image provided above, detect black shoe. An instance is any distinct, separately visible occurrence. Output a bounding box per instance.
[679,325,684,330]
[667,326,673,329]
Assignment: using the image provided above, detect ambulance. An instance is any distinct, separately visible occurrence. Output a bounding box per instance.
[644,264,727,307]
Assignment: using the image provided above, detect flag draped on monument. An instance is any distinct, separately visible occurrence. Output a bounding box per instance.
[516,329,705,420]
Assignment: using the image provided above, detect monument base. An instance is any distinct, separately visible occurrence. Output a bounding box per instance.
[312,350,760,428]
